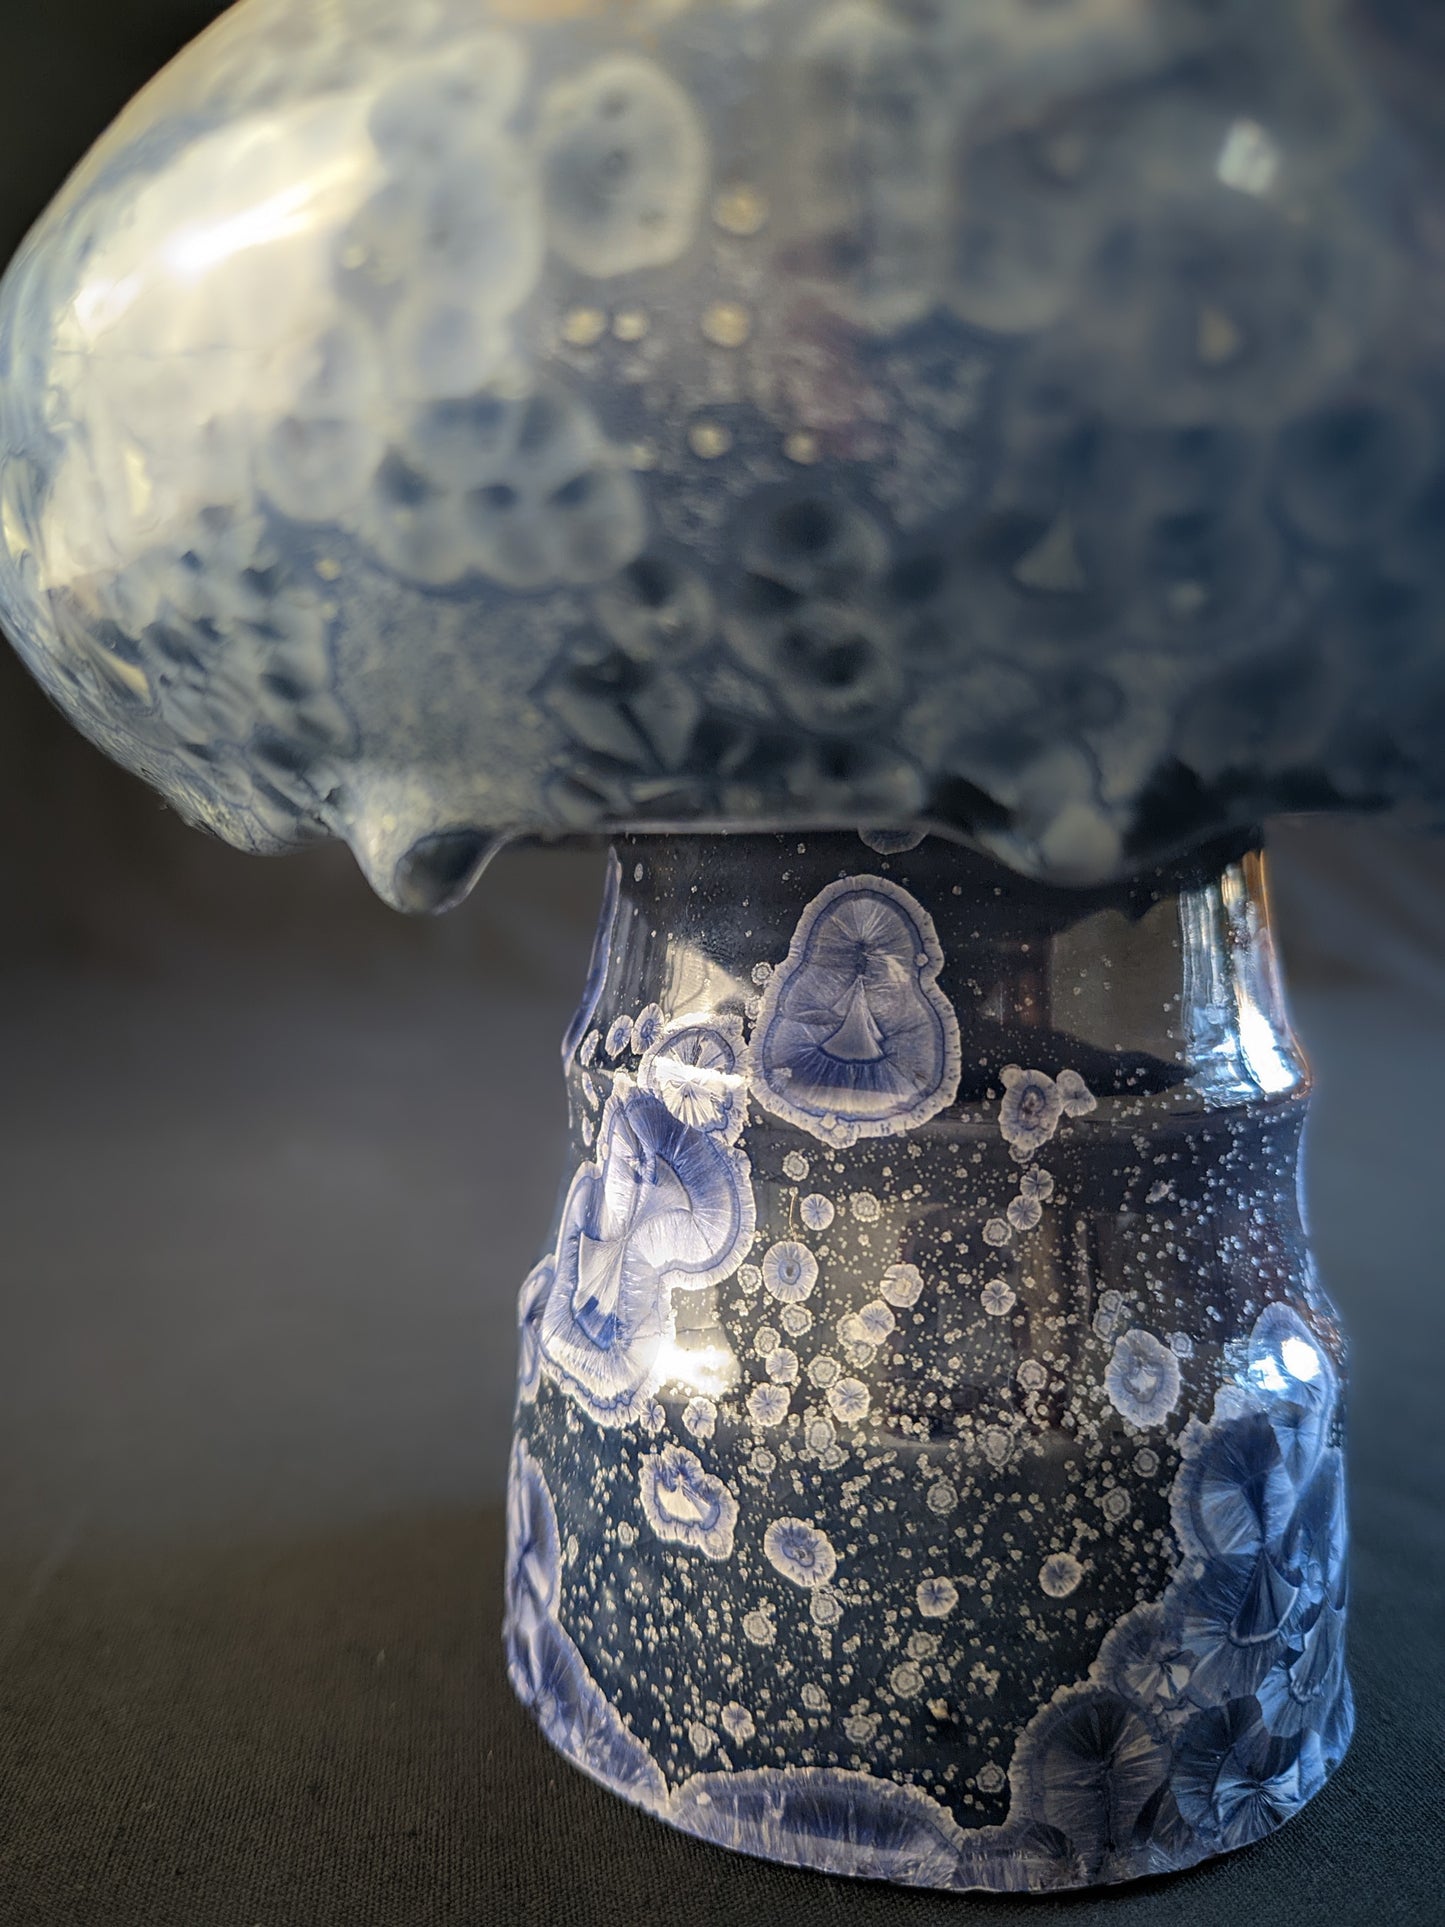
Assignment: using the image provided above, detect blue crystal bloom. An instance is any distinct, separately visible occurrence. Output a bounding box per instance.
[1171,1553,1303,1704]
[669,1767,966,1888]
[751,876,961,1147]
[1008,1686,1171,1882]
[1175,1406,1299,1563]
[1104,1328,1183,1428]
[1171,1699,1324,1852]
[539,1078,753,1426]
[539,1158,671,1429]
[639,1444,738,1561]
[639,1015,748,1142]
[505,1440,666,1812]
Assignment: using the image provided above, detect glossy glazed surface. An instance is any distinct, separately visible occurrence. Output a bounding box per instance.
[1,0,1443,902]
[507,831,1352,1891]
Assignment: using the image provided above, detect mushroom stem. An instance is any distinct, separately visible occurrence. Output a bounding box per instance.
[507,828,1348,1892]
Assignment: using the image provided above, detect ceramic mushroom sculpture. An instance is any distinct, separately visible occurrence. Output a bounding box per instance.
[3,0,1439,1895]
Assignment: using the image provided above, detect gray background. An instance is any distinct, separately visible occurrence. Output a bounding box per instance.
[0,6,1440,1924]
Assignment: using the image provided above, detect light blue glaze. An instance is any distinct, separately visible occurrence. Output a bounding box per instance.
[1,0,1443,902]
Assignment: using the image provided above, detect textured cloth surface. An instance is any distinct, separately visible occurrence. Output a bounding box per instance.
[0,1496,1436,1927]
[0,973,1441,1926]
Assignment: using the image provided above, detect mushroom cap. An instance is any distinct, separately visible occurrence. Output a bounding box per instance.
[1,0,1443,907]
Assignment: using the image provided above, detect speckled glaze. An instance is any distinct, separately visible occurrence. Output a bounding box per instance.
[1,0,1444,902]
[509,832,1351,1892]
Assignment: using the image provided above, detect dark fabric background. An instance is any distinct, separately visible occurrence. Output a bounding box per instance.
[0,7,1440,1923]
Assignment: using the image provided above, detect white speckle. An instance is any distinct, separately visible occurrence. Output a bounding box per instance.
[855,1300,896,1342]
[809,1587,844,1629]
[630,1002,664,1052]
[1056,1068,1097,1118]
[682,1396,717,1440]
[1105,1329,1182,1427]
[826,1377,871,1423]
[702,300,752,348]
[560,305,608,348]
[721,1702,755,1743]
[880,1263,923,1308]
[765,1347,799,1385]
[713,183,768,236]
[1216,117,1280,196]
[800,1193,835,1231]
[1007,1194,1043,1233]
[763,1240,818,1303]
[890,1663,924,1698]
[689,419,734,460]
[743,1608,776,1647]
[916,1577,958,1618]
[998,1066,1064,1154]
[748,1383,790,1427]
[763,1517,838,1590]
[1040,1552,1084,1598]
